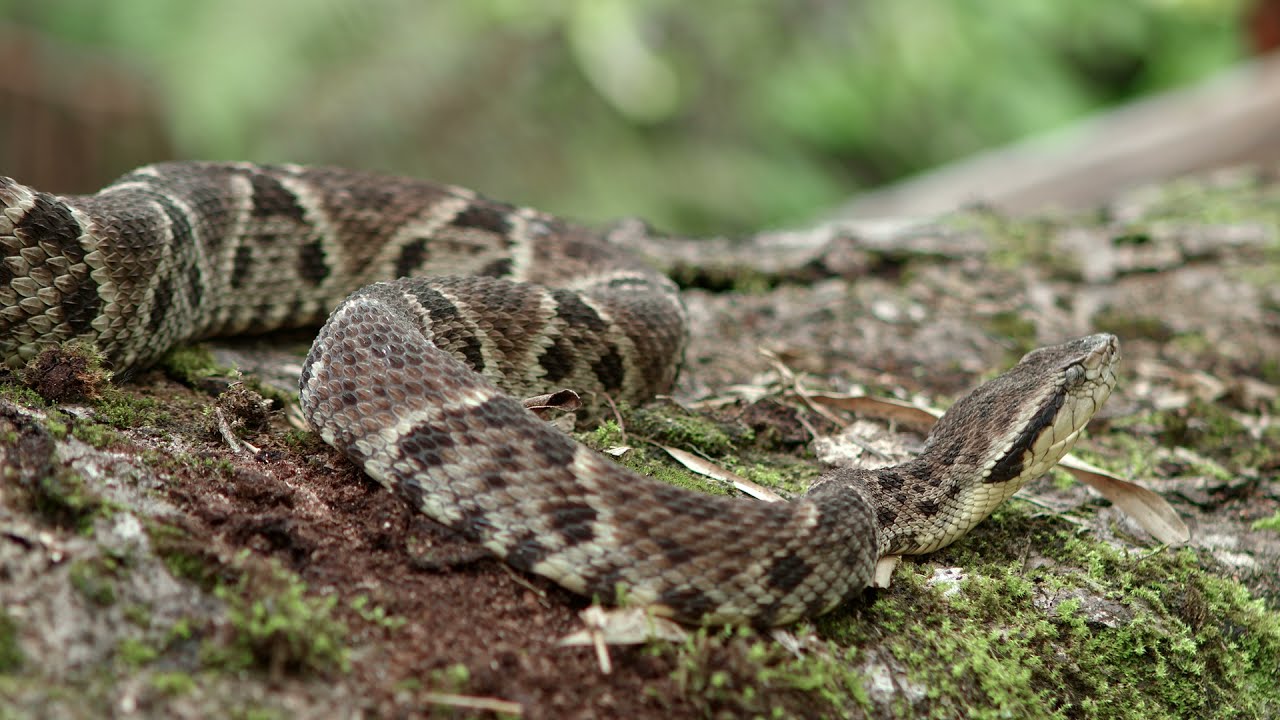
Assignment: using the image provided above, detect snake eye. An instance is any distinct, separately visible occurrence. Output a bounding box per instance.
[1063,363,1086,388]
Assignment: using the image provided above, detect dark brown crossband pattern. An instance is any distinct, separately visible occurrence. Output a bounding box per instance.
[0,162,1119,624]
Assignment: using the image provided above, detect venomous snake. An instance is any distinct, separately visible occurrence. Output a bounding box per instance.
[0,162,1118,626]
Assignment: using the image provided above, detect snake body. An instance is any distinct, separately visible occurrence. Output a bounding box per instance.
[0,162,1118,625]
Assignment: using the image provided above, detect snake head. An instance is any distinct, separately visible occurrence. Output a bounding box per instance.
[976,333,1120,486]
[882,334,1120,556]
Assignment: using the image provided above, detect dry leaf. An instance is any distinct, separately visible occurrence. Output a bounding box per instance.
[1060,455,1191,545]
[422,693,523,716]
[806,392,941,431]
[661,445,785,502]
[522,388,582,416]
[559,606,688,649]
[873,556,901,588]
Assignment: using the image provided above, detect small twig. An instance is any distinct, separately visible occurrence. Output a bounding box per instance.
[757,346,847,428]
[579,606,614,674]
[602,392,628,444]
[498,564,550,606]
[213,407,243,453]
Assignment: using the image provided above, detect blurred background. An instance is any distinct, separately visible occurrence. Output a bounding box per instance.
[0,0,1271,235]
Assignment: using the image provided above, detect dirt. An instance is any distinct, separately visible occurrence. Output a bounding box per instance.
[1,169,1279,718]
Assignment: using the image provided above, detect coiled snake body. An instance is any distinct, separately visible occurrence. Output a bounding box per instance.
[0,162,1118,626]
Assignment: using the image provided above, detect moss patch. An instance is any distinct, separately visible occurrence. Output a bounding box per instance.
[207,563,350,677]
[25,467,113,535]
[0,609,22,673]
[1253,511,1280,533]
[816,504,1280,718]
[660,626,868,718]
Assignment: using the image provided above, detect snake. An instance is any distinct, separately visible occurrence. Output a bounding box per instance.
[0,161,1119,626]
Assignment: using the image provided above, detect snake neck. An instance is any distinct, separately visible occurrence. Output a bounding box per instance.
[849,457,1026,558]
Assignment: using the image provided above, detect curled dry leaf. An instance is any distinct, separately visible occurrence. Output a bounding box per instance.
[1060,455,1191,545]
[522,388,582,417]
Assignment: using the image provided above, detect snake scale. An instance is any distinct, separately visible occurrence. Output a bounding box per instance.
[0,162,1118,626]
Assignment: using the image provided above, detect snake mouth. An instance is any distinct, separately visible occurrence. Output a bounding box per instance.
[1076,333,1120,375]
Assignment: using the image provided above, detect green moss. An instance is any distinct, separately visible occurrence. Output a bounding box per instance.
[123,603,152,628]
[812,503,1280,718]
[428,662,471,692]
[158,345,227,386]
[208,564,350,676]
[665,262,775,294]
[281,428,319,450]
[91,388,169,430]
[0,608,22,673]
[28,468,110,534]
[168,618,195,642]
[44,418,68,439]
[662,625,867,718]
[1259,357,1280,385]
[69,557,119,607]
[349,594,406,631]
[71,421,122,449]
[618,445,731,496]
[148,522,227,590]
[150,671,196,696]
[576,418,732,496]
[574,401,831,503]
[1156,399,1280,471]
[117,637,159,667]
[723,458,822,497]
[0,382,49,409]
[159,345,295,408]
[624,402,748,457]
[956,211,1070,276]
[1252,511,1280,532]
[584,419,627,449]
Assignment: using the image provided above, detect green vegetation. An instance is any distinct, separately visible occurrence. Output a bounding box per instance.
[90,389,169,431]
[158,346,227,387]
[624,402,748,456]
[662,626,869,718]
[1253,511,1280,532]
[149,671,196,696]
[349,595,406,631]
[0,609,22,673]
[117,637,159,667]
[5,1,1247,234]
[813,505,1280,718]
[208,563,350,676]
[1155,398,1280,472]
[69,557,119,607]
[26,467,112,535]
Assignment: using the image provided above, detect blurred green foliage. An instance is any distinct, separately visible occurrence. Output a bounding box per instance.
[1,0,1249,233]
